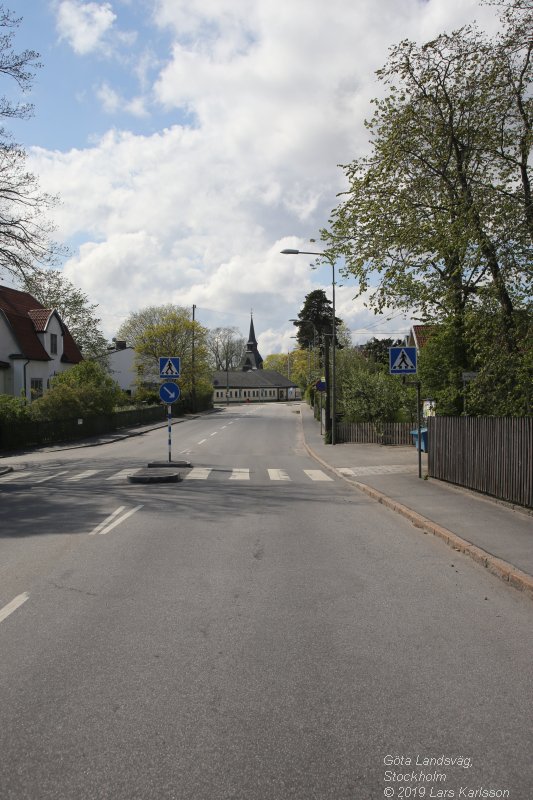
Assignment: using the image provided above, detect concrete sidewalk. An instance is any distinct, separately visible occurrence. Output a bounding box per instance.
[299,403,533,600]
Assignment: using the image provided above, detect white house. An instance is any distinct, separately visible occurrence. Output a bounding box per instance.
[106,341,137,395]
[0,284,83,401]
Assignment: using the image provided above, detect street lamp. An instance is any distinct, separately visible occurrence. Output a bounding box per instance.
[282,248,338,445]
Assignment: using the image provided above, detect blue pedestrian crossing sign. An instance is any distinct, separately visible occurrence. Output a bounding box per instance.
[159,382,180,403]
[159,357,181,379]
[389,346,417,375]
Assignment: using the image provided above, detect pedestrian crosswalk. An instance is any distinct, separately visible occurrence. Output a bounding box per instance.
[0,466,336,487]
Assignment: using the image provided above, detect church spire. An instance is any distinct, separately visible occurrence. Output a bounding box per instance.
[240,313,264,371]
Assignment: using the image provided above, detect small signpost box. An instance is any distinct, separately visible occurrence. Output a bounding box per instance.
[159,358,181,463]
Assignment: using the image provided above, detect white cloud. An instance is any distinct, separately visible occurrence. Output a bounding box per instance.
[55,0,117,55]
[34,0,501,350]
[96,82,149,117]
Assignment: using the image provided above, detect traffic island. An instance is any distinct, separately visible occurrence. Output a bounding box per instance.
[128,469,182,484]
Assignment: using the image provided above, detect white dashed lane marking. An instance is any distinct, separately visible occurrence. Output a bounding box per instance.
[0,592,30,625]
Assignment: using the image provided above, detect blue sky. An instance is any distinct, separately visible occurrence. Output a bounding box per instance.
[4,0,499,351]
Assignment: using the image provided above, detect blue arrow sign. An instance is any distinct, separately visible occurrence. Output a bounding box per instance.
[389,346,417,375]
[159,382,180,403]
[159,357,181,379]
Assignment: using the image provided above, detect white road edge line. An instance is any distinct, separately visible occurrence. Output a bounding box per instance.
[98,505,144,536]
[198,439,207,444]
[89,506,126,535]
[0,592,30,624]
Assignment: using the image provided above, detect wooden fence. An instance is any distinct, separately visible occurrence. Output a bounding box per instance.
[428,416,533,508]
[336,421,414,445]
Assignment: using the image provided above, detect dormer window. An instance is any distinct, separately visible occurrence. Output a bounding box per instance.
[50,333,58,355]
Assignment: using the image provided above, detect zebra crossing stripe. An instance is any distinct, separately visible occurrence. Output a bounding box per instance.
[230,468,250,480]
[105,469,137,481]
[66,470,100,482]
[185,468,212,480]
[303,470,333,482]
[34,471,68,483]
[0,471,34,482]
[268,469,291,481]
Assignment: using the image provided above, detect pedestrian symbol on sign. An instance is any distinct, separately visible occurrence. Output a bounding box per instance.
[389,346,417,375]
[393,349,415,370]
[159,357,181,379]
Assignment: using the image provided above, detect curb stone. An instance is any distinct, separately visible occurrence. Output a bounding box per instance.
[300,416,533,602]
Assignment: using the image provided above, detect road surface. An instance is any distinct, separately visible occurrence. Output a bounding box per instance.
[1,403,532,799]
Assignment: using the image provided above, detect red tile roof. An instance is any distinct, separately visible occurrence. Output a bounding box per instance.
[411,324,439,349]
[28,308,53,331]
[0,284,83,363]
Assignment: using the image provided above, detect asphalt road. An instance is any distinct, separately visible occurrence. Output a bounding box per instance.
[1,403,532,800]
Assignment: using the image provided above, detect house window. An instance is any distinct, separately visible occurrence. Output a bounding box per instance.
[50,333,58,355]
[30,378,43,398]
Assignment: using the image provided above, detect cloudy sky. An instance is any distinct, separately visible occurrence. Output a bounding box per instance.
[7,0,499,354]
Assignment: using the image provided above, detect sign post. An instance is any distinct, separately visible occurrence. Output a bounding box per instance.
[159,360,181,463]
[389,347,423,479]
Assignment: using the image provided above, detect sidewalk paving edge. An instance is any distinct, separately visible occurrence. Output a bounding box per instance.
[300,416,533,602]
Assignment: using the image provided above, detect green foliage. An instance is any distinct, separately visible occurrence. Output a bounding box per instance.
[323,7,533,402]
[337,348,415,423]
[0,393,30,422]
[417,324,465,416]
[31,361,123,419]
[118,305,212,404]
[293,289,342,353]
[418,304,533,416]
[359,337,403,367]
[263,349,315,389]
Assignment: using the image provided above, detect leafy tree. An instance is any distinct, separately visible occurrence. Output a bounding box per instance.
[263,349,312,388]
[207,326,246,370]
[119,305,212,404]
[336,347,414,425]
[294,289,343,436]
[324,13,533,411]
[0,6,62,282]
[359,337,403,367]
[418,305,533,416]
[117,305,181,347]
[31,361,124,419]
[20,269,108,359]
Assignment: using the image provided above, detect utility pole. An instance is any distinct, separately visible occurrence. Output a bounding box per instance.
[191,304,196,413]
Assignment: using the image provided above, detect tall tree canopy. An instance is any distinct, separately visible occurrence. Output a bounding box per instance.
[0,5,61,282]
[323,2,532,412]
[294,289,344,435]
[118,305,211,403]
[207,327,246,371]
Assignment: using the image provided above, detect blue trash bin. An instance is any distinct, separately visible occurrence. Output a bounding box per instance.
[411,427,428,452]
